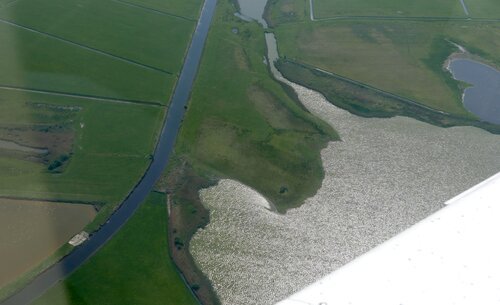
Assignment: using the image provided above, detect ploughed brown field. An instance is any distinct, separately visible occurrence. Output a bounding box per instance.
[0,198,96,288]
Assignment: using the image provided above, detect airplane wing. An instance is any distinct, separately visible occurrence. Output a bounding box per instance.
[276,172,500,305]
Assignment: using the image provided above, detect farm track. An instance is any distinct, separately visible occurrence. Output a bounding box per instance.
[0,85,164,107]
[110,0,196,21]
[311,15,500,22]
[307,0,500,23]
[0,17,174,75]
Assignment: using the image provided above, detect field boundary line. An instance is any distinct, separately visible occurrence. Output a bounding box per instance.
[0,85,164,107]
[310,15,500,22]
[110,0,196,21]
[0,196,104,206]
[0,18,174,75]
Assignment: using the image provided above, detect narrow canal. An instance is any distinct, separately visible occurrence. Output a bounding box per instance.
[0,0,218,303]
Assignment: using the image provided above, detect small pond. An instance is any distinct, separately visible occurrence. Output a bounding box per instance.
[237,0,268,27]
[449,58,500,124]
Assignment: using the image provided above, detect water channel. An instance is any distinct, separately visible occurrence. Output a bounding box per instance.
[0,0,218,303]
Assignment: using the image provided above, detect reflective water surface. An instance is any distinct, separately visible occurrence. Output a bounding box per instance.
[237,0,268,26]
[189,33,500,305]
[449,58,500,124]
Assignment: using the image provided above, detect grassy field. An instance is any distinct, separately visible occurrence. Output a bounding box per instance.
[273,19,500,116]
[312,0,466,19]
[32,192,199,305]
[466,0,500,18]
[265,0,309,27]
[124,0,203,19]
[0,21,175,104]
[0,0,197,73]
[0,90,165,212]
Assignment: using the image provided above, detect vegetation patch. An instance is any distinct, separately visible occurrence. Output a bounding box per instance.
[156,158,219,305]
[176,5,337,211]
[0,89,166,229]
[264,0,308,27]
[0,102,78,169]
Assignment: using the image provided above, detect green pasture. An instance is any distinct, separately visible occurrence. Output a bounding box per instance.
[265,0,309,26]
[0,89,164,214]
[274,20,500,115]
[312,0,466,18]
[32,192,199,305]
[0,0,196,72]
[0,22,175,104]
[466,0,500,18]
[123,0,203,19]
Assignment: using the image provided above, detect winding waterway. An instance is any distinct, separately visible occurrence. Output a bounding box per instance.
[0,0,218,304]
[449,58,500,124]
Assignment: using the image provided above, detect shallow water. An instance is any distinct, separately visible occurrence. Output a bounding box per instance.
[237,0,268,27]
[0,139,47,154]
[449,58,500,124]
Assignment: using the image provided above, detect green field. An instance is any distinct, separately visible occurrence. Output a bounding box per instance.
[273,19,500,116]
[466,0,500,18]
[0,90,165,224]
[32,192,199,305]
[0,0,196,73]
[265,0,309,26]
[0,21,175,104]
[124,0,202,19]
[312,0,466,18]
